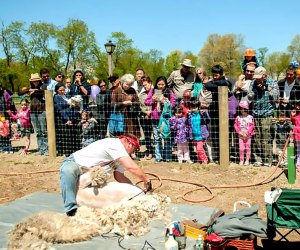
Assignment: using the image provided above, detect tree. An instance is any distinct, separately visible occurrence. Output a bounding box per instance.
[27,22,60,72]
[0,22,32,92]
[265,52,290,80]
[198,33,244,77]
[165,50,183,76]
[109,32,134,69]
[57,19,98,76]
[0,22,13,67]
[257,47,268,66]
[288,34,300,62]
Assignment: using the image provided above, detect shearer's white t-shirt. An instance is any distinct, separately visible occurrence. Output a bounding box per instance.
[72,138,128,173]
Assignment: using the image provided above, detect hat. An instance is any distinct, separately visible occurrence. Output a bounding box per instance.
[119,135,140,150]
[29,73,42,82]
[253,66,267,79]
[244,48,255,57]
[55,72,64,78]
[180,59,195,68]
[239,100,249,110]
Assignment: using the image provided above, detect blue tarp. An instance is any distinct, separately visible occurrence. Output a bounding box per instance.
[0,192,219,250]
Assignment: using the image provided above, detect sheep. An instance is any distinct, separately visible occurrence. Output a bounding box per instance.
[8,167,171,249]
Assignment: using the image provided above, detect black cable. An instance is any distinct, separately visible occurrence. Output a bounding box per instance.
[117,233,130,250]
[141,240,156,250]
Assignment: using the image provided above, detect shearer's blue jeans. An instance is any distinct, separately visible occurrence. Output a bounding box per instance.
[60,155,81,213]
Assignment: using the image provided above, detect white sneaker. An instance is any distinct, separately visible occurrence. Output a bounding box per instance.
[239,161,244,165]
[244,160,250,166]
[187,160,194,164]
[178,160,183,163]
[280,162,287,167]
[254,162,263,167]
[20,149,28,155]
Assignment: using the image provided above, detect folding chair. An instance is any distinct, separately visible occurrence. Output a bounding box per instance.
[266,187,300,241]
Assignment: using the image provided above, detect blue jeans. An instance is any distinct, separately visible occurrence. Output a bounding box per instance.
[31,111,48,154]
[60,155,82,213]
[139,116,153,155]
[163,137,172,161]
[152,123,162,161]
[152,121,172,161]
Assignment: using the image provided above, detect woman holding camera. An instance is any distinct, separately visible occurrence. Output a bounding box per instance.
[69,68,91,110]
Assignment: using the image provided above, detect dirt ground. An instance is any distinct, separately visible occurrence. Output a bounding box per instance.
[1,136,300,248]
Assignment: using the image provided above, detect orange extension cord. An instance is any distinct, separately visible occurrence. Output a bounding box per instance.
[0,137,290,203]
[136,137,289,202]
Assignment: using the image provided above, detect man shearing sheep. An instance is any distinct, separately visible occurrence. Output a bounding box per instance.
[60,134,151,216]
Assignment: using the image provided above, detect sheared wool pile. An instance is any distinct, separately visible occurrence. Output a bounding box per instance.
[8,194,171,250]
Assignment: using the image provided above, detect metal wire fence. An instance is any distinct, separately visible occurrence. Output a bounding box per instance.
[3,87,288,166]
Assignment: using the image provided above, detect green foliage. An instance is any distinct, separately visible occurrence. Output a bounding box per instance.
[265,52,290,80]
[165,50,183,75]
[57,18,99,77]
[288,34,300,62]
[199,33,244,77]
[257,47,268,66]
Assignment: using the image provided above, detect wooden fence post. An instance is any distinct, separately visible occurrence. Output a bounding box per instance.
[218,86,229,167]
[45,90,56,158]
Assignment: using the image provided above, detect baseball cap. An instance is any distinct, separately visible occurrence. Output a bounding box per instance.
[253,66,267,79]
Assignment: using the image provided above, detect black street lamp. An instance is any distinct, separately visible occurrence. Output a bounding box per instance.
[104,40,116,76]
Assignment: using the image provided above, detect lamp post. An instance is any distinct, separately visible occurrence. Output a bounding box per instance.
[104,40,116,77]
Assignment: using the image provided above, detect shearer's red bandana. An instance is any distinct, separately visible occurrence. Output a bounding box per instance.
[119,135,140,150]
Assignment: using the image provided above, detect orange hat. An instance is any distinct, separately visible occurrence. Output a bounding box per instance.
[119,135,140,150]
[244,48,255,57]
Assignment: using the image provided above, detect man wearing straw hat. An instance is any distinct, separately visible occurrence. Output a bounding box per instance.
[167,59,195,102]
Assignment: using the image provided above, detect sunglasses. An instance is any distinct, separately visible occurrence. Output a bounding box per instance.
[57,75,64,78]
[126,139,138,151]
[246,70,255,73]
[100,85,106,88]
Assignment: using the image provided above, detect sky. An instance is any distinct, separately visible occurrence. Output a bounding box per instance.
[0,0,297,57]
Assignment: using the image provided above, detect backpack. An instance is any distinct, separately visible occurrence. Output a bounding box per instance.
[158,102,172,139]
[0,119,10,137]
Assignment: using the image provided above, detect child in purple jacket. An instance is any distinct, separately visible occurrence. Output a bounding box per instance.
[170,106,193,163]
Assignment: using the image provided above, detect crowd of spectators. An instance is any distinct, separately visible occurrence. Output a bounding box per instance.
[1,49,300,170]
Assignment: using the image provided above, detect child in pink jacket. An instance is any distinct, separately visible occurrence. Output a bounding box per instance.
[8,99,32,155]
[234,101,255,165]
